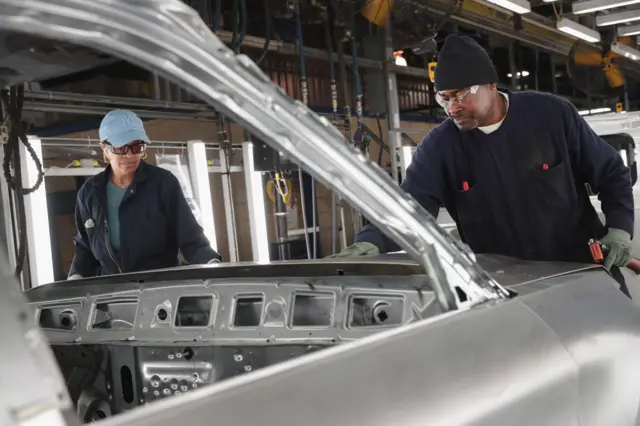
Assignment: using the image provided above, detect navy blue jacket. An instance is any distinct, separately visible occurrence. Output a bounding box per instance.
[69,161,221,277]
[356,91,634,263]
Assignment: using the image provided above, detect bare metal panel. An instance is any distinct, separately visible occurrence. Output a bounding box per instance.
[28,275,437,345]
[103,274,640,426]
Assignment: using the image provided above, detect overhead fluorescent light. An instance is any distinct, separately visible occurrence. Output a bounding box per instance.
[618,23,640,36]
[574,0,640,14]
[507,70,530,78]
[611,40,640,59]
[543,0,558,3]
[596,9,640,26]
[556,17,602,42]
[578,107,612,115]
[485,0,531,14]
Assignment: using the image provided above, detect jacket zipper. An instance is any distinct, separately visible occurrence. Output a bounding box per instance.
[105,222,122,274]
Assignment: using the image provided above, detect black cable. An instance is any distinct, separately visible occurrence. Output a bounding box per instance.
[295,1,308,106]
[237,0,247,52]
[213,0,221,32]
[255,0,272,65]
[230,0,239,50]
[332,2,353,144]
[376,115,384,166]
[0,85,45,279]
[348,1,366,153]
[323,7,338,128]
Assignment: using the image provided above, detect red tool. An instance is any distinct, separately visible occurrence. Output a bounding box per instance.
[589,239,640,275]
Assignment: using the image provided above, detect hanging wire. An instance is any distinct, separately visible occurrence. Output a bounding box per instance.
[1,85,45,279]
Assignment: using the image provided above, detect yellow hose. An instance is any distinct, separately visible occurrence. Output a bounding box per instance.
[266,172,292,205]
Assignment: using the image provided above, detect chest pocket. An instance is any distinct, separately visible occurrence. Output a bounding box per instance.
[453,181,496,254]
[527,160,576,212]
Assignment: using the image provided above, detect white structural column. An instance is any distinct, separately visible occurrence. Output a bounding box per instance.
[218,149,238,262]
[23,137,54,286]
[399,145,415,176]
[0,148,16,273]
[242,141,270,263]
[187,140,218,252]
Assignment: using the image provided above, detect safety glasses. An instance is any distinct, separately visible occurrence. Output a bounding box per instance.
[436,85,479,110]
[105,141,147,155]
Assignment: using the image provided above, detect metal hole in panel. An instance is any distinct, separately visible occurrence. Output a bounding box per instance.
[91,299,138,330]
[234,296,264,327]
[39,303,81,331]
[349,296,404,327]
[120,366,134,404]
[292,293,334,327]
[175,296,213,327]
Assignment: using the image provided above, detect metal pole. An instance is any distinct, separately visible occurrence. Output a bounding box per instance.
[624,82,630,111]
[551,59,558,94]
[382,22,402,185]
[274,179,290,261]
[152,73,162,100]
[508,40,518,91]
[219,149,238,262]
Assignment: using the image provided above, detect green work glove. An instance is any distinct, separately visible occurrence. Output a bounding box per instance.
[328,242,380,258]
[600,228,633,270]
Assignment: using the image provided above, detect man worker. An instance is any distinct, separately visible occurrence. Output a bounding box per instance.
[337,34,634,269]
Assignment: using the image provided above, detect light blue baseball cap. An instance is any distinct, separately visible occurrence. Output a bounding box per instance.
[99,109,151,148]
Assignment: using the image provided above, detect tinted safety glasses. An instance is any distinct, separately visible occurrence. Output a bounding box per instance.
[104,141,147,155]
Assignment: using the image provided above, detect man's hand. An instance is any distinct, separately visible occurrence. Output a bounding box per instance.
[328,242,380,258]
[600,228,633,270]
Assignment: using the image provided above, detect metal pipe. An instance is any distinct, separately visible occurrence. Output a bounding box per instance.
[23,102,217,121]
[24,90,214,111]
[382,23,402,185]
[295,0,312,260]
[40,138,241,148]
[164,79,172,102]
[152,73,161,100]
[213,29,429,78]
[324,7,340,256]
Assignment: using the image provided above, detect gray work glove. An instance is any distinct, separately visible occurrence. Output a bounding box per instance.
[328,242,380,258]
[600,228,633,270]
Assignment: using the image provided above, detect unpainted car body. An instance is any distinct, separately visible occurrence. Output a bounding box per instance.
[1,1,640,425]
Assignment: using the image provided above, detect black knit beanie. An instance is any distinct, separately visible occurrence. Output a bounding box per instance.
[434,34,499,92]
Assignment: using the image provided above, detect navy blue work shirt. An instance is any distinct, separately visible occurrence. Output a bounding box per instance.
[356,90,634,263]
[69,160,221,277]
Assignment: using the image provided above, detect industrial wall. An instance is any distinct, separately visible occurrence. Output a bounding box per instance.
[43,117,437,276]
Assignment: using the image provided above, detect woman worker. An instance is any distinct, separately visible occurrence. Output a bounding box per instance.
[68,109,221,279]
